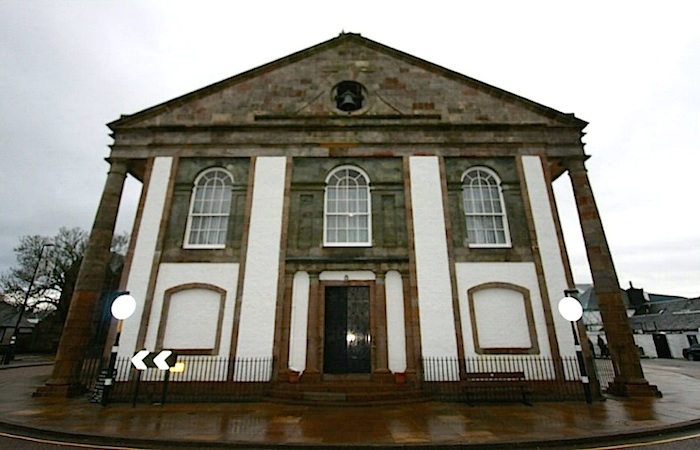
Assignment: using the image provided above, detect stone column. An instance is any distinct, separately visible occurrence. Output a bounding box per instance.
[566,157,660,397]
[373,273,389,375]
[304,272,321,382]
[402,270,419,381]
[275,272,295,381]
[36,160,128,397]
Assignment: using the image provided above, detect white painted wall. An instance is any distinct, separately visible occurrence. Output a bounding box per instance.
[455,262,550,356]
[162,288,221,349]
[409,156,458,360]
[235,156,287,361]
[289,271,309,372]
[633,334,658,358]
[471,287,532,348]
[385,270,407,373]
[666,333,693,358]
[521,155,576,357]
[630,333,697,359]
[120,156,173,357]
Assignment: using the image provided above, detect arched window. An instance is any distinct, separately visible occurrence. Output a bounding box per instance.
[184,168,234,248]
[324,166,371,246]
[461,167,511,247]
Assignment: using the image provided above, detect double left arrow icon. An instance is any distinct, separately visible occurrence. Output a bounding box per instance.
[131,350,178,370]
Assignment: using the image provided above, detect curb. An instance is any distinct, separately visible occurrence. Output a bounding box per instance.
[2,363,700,449]
[0,362,54,370]
[2,407,700,449]
[1,421,700,449]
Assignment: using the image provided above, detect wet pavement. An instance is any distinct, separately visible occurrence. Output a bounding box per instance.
[1,359,700,448]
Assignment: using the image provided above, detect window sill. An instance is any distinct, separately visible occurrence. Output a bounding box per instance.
[182,245,227,250]
[323,243,373,248]
[467,244,512,249]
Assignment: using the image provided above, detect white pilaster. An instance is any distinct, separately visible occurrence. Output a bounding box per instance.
[235,156,287,358]
[289,271,309,372]
[121,156,173,357]
[409,156,458,359]
[385,270,407,373]
[521,155,574,355]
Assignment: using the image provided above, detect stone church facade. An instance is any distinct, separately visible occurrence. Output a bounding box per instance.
[39,33,660,399]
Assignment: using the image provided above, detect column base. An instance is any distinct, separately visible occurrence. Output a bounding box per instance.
[34,382,86,398]
[300,369,321,383]
[372,369,394,384]
[607,380,662,398]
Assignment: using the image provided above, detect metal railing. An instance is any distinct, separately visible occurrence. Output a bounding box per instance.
[594,357,615,391]
[81,354,603,404]
[83,356,274,403]
[422,356,590,402]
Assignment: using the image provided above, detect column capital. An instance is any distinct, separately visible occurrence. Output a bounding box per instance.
[106,158,129,172]
[560,156,589,173]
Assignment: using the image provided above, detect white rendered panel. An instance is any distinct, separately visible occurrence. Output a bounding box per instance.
[521,156,575,356]
[409,156,458,359]
[289,271,310,372]
[472,288,531,348]
[163,289,220,349]
[236,157,287,358]
[385,270,407,373]
[120,157,173,357]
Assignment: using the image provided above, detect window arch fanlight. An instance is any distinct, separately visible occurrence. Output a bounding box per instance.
[461,166,511,247]
[184,168,234,249]
[324,166,372,246]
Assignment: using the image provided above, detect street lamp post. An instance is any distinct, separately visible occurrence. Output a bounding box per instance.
[3,242,55,365]
[101,292,136,406]
[558,289,592,404]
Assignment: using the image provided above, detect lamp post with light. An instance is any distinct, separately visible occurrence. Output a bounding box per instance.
[102,291,136,406]
[3,242,55,365]
[558,289,592,404]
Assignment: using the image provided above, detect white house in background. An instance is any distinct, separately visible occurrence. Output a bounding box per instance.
[582,284,695,359]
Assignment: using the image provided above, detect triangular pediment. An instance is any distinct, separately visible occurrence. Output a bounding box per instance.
[109,33,586,130]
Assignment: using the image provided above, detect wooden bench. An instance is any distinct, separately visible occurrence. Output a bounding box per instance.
[462,371,531,405]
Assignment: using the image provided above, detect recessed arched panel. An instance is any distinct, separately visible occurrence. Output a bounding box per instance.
[468,282,539,354]
[157,283,226,355]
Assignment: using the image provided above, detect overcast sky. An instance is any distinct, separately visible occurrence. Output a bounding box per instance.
[1,1,698,298]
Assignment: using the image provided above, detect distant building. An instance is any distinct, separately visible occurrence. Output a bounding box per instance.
[581,284,695,359]
[0,302,36,358]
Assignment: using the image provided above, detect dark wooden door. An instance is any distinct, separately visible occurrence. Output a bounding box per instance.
[653,333,672,359]
[323,286,371,374]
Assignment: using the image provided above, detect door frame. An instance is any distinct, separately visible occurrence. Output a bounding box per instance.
[320,280,377,380]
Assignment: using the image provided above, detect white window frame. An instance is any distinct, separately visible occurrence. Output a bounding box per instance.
[461,167,511,248]
[183,168,234,249]
[323,165,372,247]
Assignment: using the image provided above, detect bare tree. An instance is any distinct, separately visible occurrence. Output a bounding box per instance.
[0,227,129,313]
